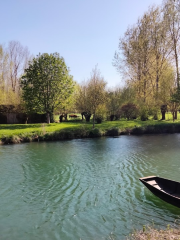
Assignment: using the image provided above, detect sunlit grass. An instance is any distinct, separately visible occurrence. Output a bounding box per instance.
[0,122,85,137]
[0,111,180,143]
[1,114,180,139]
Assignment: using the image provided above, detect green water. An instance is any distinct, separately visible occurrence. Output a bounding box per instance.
[1,134,180,239]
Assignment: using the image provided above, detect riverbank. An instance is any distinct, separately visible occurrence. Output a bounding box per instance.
[128,225,180,239]
[1,119,180,144]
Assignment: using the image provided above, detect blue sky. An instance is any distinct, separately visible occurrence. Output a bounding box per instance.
[1,0,163,87]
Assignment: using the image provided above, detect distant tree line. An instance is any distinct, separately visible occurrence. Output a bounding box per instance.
[1,0,180,125]
[0,41,31,105]
[113,0,180,121]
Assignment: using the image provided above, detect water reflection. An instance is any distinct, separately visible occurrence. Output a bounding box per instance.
[0,135,180,239]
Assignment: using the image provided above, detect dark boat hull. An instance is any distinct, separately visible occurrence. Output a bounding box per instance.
[139,176,180,208]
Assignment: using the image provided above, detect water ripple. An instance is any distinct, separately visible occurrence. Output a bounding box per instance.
[0,136,180,239]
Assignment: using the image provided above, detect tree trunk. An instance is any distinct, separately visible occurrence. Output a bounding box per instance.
[175,110,177,120]
[153,113,158,120]
[93,113,95,129]
[173,112,175,122]
[59,115,63,122]
[47,112,50,124]
[62,114,67,121]
[173,34,179,88]
[161,105,167,120]
[161,111,166,120]
[50,113,54,123]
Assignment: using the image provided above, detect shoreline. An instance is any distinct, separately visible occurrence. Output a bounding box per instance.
[127,225,180,239]
[1,122,180,145]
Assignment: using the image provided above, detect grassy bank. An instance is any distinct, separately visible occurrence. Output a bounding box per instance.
[1,118,180,144]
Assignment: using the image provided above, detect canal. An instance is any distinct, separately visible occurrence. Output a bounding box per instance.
[0,134,180,239]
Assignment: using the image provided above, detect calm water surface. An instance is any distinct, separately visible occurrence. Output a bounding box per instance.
[1,134,180,239]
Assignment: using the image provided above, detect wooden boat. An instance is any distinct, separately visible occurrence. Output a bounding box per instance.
[139,176,180,208]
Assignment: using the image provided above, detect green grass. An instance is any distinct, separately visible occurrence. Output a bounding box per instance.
[1,112,180,144]
[0,119,160,138]
[0,118,179,137]
[0,122,84,138]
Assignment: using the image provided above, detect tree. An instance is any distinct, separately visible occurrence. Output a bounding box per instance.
[8,41,31,92]
[86,66,107,128]
[0,43,22,105]
[106,86,136,120]
[106,87,122,120]
[21,53,74,123]
[0,44,9,90]
[163,0,180,88]
[75,82,92,121]
[121,103,138,120]
[113,4,177,120]
[56,82,79,121]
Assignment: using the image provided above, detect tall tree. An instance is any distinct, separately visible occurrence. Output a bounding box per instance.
[114,12,153,103]
[8,41,31,92]
[75,82,90,117]
[163,0,180,87]
[21,53,74,123]
[114,4,176,119]
[86,66,107,128]
[0,44,21,105]
[0,45,9,91]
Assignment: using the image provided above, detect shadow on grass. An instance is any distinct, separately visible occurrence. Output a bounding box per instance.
[1,119,180,136]
[0,121,92,132]
[0,124,42,130]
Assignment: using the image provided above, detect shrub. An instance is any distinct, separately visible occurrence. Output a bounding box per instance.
[88,128,104,137]
[131,127,145,135]
[57,130,74,140]
[140,107,149,121]
[96,116,102,124]
[121,103,138,120]
[1,135,21,144]
[106,127,121,136]
[73,126,88,138]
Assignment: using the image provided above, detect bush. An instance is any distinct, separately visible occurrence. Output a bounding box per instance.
[57,130,74,140]
[131,127,145,135]
[140,108,149,121]
[96,117,102,124]
[106,127,121,136]
[1,135,21,144]
[73,126,88,138]
[88,128,104,137]
[121,103,138,120]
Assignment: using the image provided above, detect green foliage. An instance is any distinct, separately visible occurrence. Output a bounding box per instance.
[95,104,107,123]
[121,103,138,120]
[1,117,180,144]
[114,0,180,115]
[0,88,21,105]
[74,67,107,127]
[139,107,149,121]
[170,87,180,103]
[21,53,74,123]
[106,88,121,117]
[75,83,90,114]
[88,128,104,137]
[106,127,121,136]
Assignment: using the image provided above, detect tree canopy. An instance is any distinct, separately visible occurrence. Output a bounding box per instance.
[21,53,74,123]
